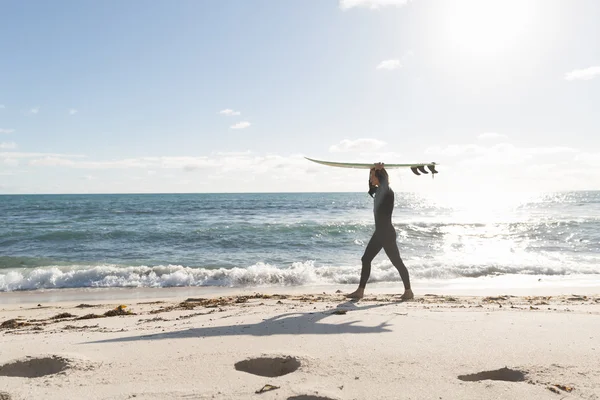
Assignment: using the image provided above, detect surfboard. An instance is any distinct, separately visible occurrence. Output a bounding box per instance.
[304,157,439,176]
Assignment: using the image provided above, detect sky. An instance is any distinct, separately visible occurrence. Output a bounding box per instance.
[1,0,599,194]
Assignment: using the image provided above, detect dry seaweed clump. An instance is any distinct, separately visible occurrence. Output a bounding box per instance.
[150,297,238,314]
[76,305,135,320]
[148,293,330,315]
[104,305,135,317]
[0,319,30,330]
[51,313,76,320]
[76,314,105,321]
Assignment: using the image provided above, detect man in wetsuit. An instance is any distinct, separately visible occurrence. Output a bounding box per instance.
[346,163,414,300]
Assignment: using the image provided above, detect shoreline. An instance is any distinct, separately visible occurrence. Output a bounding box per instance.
[2,274,600,304]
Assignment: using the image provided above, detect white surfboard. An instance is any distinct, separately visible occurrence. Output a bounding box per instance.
[304,157,439,175]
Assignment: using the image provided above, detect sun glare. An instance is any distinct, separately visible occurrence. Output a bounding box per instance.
[425,190,540,224]
[436,0,537,58]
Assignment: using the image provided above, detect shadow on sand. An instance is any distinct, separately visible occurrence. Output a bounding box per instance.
[85,300,405,344]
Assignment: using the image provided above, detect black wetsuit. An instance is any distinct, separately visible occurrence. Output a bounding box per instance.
[359,182,411,290]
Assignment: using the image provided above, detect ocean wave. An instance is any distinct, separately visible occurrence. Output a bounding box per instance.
[1,259,599,292]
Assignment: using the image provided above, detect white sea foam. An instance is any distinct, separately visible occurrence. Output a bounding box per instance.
[1,257,599,292]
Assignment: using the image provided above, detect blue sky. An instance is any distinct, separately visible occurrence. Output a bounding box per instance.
[1,0,599,194]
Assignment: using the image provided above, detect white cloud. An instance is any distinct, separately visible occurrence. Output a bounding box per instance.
[0,151,84,159]
[576,152,600,167]
[29,157,77,167]
[376,59,401,70]
[329,138,387,153]
[4,147,600,194]
[478,132,507,140]
[24,155,220,171]
[425,144,483,157]
[565,66,600,81]
[220,109,241,116]
[0,142,17,150]
[28,107,39,115]
[0,129,15,134]
[180,158,220,171]
[529,146,578,155]
[18,152,311,177]
[69,109,78,115]
[340,0,410,10]
[0,105,5,109]
[3,158,18,167]
[230,121,251,130]
[213,150,252,156]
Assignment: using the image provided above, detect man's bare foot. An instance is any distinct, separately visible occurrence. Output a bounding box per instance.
[400,289,414,300]
[345,288,364,299]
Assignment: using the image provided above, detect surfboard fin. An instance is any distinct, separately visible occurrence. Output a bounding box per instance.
[426,164,438,179]
[417,165,429,174]
[410,167,421,176]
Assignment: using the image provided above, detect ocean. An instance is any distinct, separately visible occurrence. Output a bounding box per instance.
[1,191,599,292]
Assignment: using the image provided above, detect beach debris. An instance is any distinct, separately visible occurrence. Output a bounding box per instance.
[62,324,100,331]
[151,297,238,314]
[137,317,168,324]
[176,310,216,320]
[335,290,342,293]
[75,304,95,308]
[0,391,12,400]
[551,384,574,393]
[547,386,561,394]
[567,295,587,301]
[483,296,510,302]
[331,310,347,315]
[255,384,280,394]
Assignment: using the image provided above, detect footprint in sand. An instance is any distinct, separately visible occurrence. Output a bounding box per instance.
[0,355,71,378]
[457,367,527,382]
[234,356,301,377]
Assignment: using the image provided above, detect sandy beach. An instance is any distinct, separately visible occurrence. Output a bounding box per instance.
[1,285,599,400]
